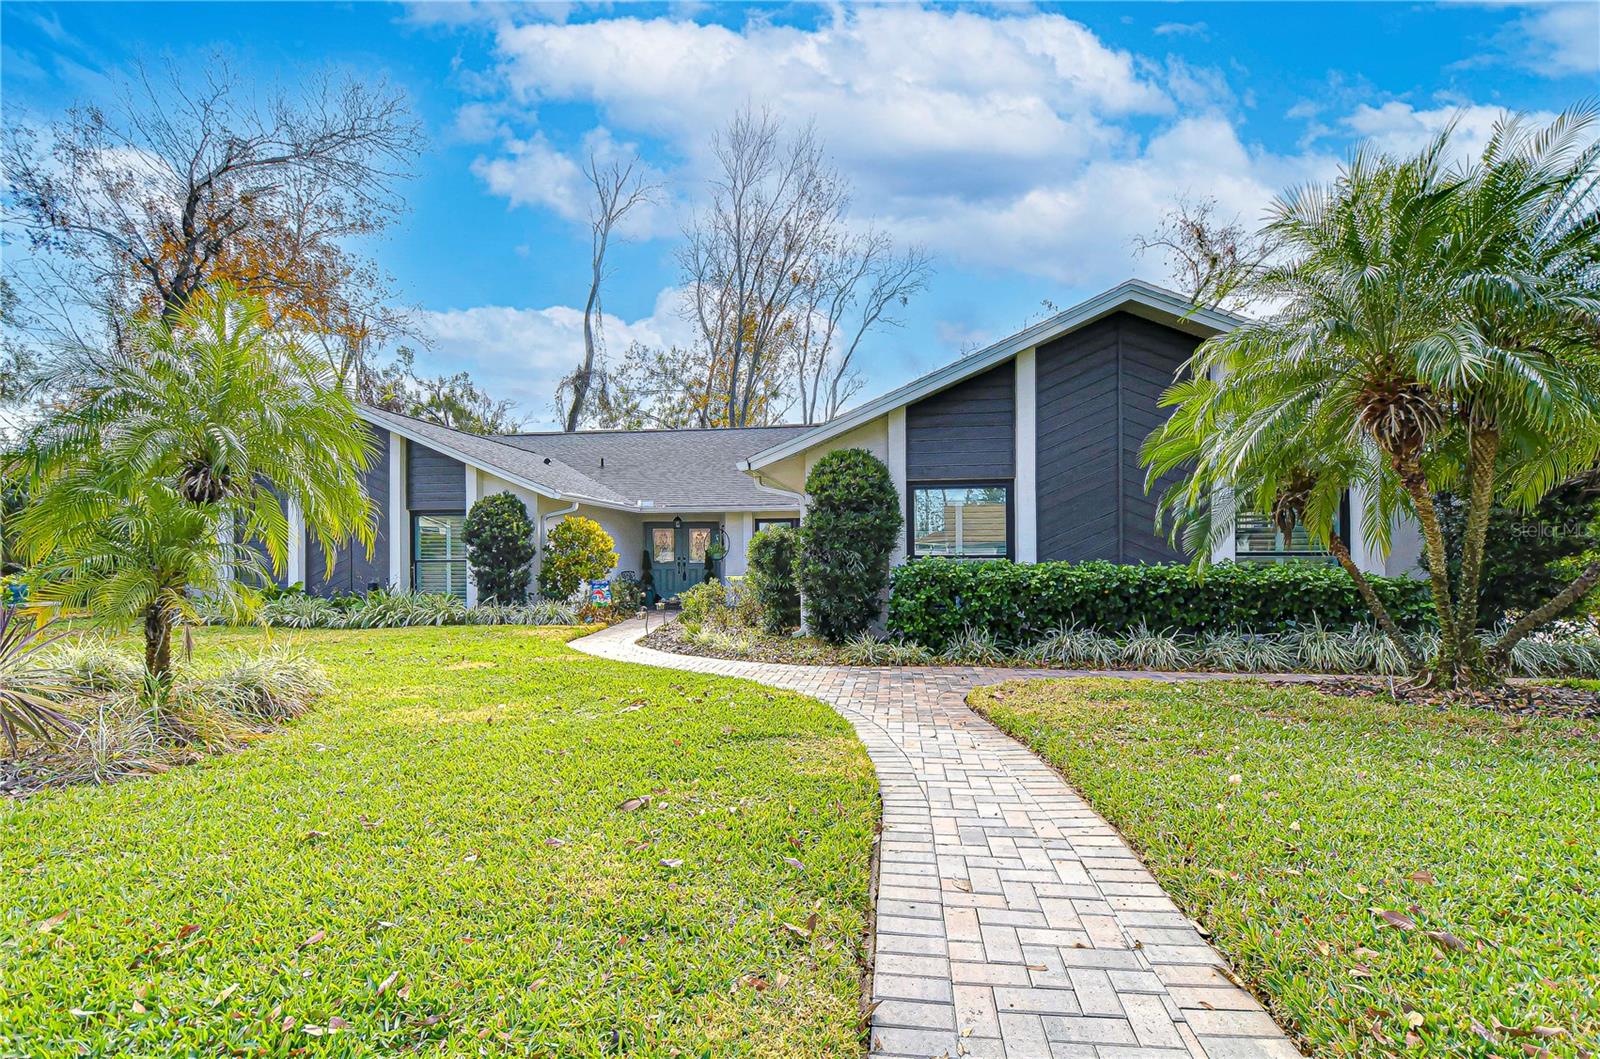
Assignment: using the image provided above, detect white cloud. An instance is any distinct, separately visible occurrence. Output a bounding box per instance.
[1503,3,1599,77]
[471,132,587,219]
[457,7,1556,297]
[416,287,694,427]
[1153,21,1209,38]
[1342,100,1559,161]
[883,115,1333,284]
[484,7,1170,208]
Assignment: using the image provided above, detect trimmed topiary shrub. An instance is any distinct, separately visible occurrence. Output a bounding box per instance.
[537,516,618,601]
[747,524,801,634]
[887,558,1434,652]
[797,449,902,643]
[464,492,536,604]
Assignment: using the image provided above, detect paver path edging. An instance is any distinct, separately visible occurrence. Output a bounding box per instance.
[574,619,1303,1059]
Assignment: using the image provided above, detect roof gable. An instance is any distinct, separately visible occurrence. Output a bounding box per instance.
[741,279,1240,471]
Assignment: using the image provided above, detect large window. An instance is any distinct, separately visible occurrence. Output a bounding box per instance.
[910,484,1010,559]
[1235,493,1351,564]
[413,514,468,599]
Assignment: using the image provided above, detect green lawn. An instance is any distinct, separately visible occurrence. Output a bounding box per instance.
[972,678,1600,1059]
[1,627,878,1057]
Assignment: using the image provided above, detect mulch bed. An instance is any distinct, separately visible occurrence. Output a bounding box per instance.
[1285,676,1600,718]
[639,622,849,665]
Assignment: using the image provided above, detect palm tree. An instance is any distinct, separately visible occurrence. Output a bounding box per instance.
[1147,107,1600,688]
[1146,381,1424,671]
[13,285,376,681]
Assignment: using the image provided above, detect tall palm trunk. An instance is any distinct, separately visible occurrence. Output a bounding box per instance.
[1327,530,1423,670]
[1393,453,1462,684]
[1487,557,1600,671]
[1452,425,1499,672]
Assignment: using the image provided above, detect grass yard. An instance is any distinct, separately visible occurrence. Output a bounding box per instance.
[1,626,879,1058]
[972,678,1600,1059]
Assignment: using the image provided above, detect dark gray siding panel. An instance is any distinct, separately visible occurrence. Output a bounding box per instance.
[906,361,1015,480]
[1119,317,1196,564]
[306,425,392,597]
[1035,313,1195,564]
[406,441,465,511]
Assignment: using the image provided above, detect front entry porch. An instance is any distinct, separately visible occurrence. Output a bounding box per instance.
[645,521,723,601]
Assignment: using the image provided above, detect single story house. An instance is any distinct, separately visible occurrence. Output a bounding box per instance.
[271,279,1421,602]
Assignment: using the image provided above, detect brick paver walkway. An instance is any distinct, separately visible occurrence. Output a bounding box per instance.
[572,619,1301,1059]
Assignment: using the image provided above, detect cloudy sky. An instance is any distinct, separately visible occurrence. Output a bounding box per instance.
[3,1,1596,427]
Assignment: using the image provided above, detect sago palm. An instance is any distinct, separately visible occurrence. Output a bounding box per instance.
[1148,106,1600,687]
[14,285,375,681]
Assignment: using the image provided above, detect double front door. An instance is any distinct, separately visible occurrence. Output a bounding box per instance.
[648,522,718,600]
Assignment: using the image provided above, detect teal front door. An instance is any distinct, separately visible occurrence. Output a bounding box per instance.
[648,522,717,600]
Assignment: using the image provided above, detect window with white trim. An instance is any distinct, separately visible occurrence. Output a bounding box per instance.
[412,514,468,599]
[910,484,1010,559]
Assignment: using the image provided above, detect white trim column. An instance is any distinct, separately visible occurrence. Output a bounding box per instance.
[1210,486,1237,565]
[1014,347,1037,563]
[286,498,307,587]
[1346,481,1385,575]
[388,434,408,591]
[887,407,908,567]
[464,465,481,606]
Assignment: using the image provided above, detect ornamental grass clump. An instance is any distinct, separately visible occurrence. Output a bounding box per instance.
[938,625,1007,666]
[196,648,330,723]
[840,632,935,666]
[1118,622,1192,671]
[1022,623,1121,669]
[1194,629,1296,673]
[10,637,334,790]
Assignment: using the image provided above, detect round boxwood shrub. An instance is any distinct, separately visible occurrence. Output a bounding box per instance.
[797,449,902,643]
[747,524,800,634]
[537,515,618,601]
[464,492,536,604]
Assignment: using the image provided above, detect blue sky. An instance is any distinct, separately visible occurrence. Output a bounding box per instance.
[4,1,1597,427]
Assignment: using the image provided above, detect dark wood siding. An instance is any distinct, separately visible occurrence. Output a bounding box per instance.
[406,441,466,511]
[1035,312,1196,564]
[306,425,392,597]
[906,361,1015,480]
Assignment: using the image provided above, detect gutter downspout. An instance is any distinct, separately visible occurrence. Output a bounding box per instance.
[540,502,580,554]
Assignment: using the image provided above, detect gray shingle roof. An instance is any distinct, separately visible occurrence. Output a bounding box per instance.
[498,426,809,510]
[359,406,630,505]
[359,405,805,511]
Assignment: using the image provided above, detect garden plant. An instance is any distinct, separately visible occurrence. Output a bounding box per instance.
[1145,108,1600,688]
[8,286,374,684]
[795,449,900,643]
[536,516,617,601]
[463,492,536,604]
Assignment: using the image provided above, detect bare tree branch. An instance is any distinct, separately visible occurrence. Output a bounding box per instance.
[558,152,657,432]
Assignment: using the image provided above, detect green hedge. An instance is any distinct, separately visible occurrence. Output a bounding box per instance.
[887,559,1434,651]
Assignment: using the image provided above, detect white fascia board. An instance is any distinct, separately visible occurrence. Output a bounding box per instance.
[359,411,566,502]
[359,410,641,513]
[742,279,1242,472]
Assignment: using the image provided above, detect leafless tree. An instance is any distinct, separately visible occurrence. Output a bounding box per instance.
[792,231,930,424]
[1131,194,1272,311]
[2,56,424,378]
[557,152,657,432]
[680,109,849,428]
